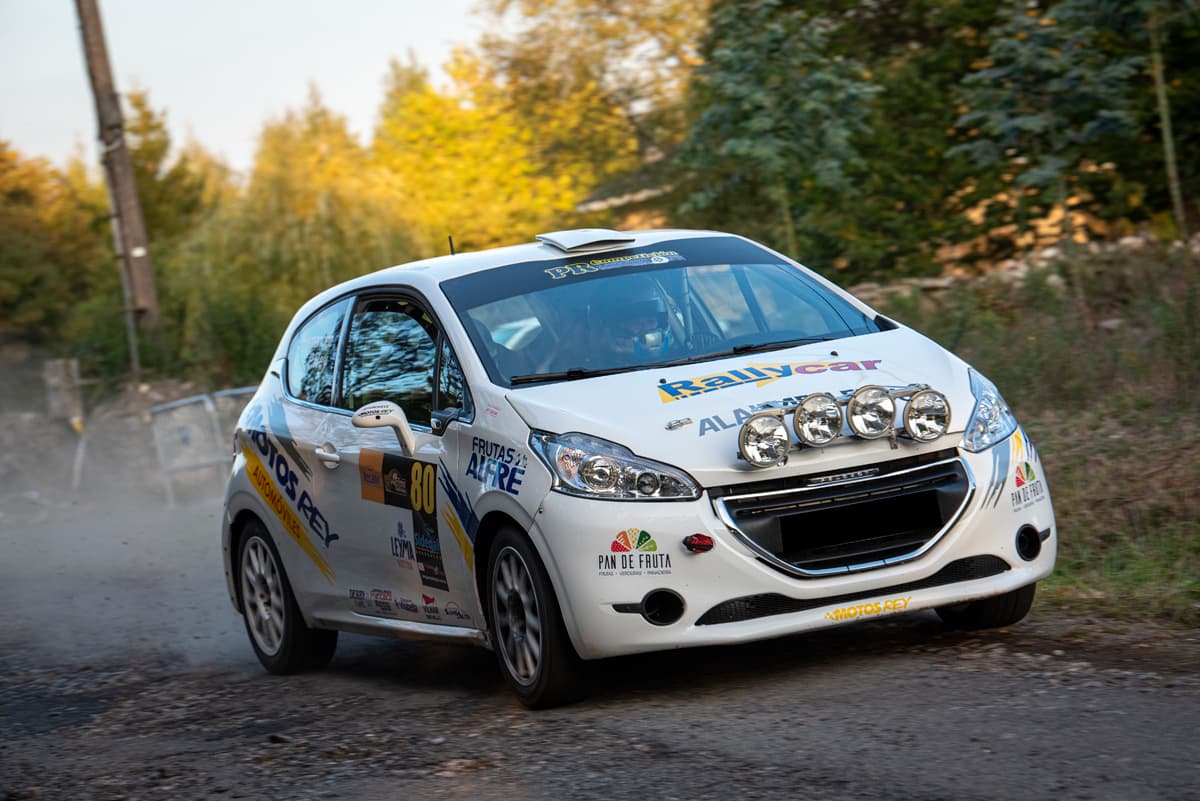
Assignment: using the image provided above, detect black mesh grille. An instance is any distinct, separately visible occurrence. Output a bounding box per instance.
[694,555,1010,626]
[717,457,971,574]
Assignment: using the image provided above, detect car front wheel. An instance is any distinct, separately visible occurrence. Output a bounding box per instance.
[487,526,580,708]
[936,583,1037,629]
[238,520,337,673]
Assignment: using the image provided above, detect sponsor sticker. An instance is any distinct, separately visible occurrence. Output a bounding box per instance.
[443,602,472,622]
[824,596,912,622]
[660,360,883,404]
[543,250,684,281]
[348,588,368,610]
[421,593,440,620]
[247,428,339,548]
[1010,461,1047,510]
[464,436,527,495]
[390,520,416,570]
[597,529,673,577]
[370,588,394,614]
[242,442,335,582]
[360,450,449,591]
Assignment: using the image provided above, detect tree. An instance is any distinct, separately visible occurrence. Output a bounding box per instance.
[0,143,108,341]
[372,54,578,254]
[949,0,1143,238]
[471,0,703,198]
[124,90,225,245]
[677,0,879,257]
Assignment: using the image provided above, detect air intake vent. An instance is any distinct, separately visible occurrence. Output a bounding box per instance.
[535,229,636,253]
[695,555,1010,626]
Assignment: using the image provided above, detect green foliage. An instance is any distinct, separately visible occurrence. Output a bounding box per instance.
[0,143,110,341]
[677,1,880,256]
[877,247,1200,623]
[948,0,1144,236]
[4,0,1200,390]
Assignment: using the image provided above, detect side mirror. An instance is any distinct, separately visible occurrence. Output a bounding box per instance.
[430,407,461,434]
[352,401,416,456]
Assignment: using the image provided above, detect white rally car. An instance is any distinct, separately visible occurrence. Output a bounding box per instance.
[222,229,1056,707]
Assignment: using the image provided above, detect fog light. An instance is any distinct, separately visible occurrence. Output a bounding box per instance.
[738,412,790,468]
[847,386,896,439]
[682,533,714,553]
[904,389,951,442]
[793,392,842,446]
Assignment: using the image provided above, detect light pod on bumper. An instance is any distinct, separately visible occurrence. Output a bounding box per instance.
[847,386,896,439]
[903,389,951,441]
[738,412,790,468]
[793,392,842,446]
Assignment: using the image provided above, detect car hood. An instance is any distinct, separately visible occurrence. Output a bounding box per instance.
[504,328,974,488]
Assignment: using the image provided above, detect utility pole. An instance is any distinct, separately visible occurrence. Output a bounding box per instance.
[75,0,159,377]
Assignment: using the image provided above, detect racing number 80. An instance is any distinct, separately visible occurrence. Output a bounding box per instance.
[410,462,436,514]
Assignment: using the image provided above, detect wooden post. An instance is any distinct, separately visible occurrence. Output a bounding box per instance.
[75,0,160,335]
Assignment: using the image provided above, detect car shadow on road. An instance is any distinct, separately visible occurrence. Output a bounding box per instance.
[315,610,1002,708]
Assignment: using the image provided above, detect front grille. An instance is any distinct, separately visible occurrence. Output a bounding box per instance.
[695,554,1010,626]
[713,456,973,577]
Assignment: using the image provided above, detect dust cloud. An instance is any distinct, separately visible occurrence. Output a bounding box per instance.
[0,345,254,669]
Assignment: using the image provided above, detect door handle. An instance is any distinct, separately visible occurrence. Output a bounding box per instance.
[314,445,340,467]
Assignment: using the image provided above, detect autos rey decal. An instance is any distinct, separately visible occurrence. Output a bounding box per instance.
[359,450,449,592]
[658,360,883,403]
[240,403,339,582]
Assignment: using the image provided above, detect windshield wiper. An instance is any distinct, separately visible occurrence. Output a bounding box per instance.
[730,336,832,355]
[647,337,833,369]
[509,366,636,385]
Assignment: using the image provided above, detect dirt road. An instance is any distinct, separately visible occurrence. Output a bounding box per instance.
[1,497,1198,801]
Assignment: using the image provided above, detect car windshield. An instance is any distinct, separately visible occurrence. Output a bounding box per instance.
[440,236,881,387]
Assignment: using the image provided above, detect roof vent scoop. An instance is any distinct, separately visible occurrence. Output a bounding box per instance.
[536,229,637,253]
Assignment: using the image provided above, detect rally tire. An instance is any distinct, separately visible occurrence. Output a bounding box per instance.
[238,520,338,674]
[487,526,581,709]
[936,583,1037,630]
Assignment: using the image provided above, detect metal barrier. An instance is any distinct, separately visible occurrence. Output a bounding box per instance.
[150,387,256,505]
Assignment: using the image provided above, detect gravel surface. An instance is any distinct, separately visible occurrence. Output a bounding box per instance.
[2,496,1198,801]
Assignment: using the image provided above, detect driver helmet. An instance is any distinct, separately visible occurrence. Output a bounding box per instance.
[589,276,673,359]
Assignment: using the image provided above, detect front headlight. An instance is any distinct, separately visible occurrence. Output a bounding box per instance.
[960,369,1017,452]
[529,431,701,501]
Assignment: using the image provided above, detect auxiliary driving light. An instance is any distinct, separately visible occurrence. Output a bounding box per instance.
[738,412,790,468]
[903,389,951,441]
[793,392,842,446]
[847,386,896,439]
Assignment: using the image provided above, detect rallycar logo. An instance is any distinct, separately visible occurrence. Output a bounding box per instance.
[658,360,882,403]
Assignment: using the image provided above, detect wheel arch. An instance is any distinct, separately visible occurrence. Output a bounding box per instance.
[471,508,587,659]
[228,508,267,613]
[472,509,523,625]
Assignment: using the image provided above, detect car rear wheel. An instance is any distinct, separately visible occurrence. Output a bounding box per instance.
[238,520,337,673]
[936,582,1037,629]
[487,526,580,708]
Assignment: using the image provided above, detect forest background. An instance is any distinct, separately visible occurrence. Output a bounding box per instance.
[2,0,1196,385]
[1,0,1197,622]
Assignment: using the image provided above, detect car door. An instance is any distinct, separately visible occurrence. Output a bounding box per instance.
[245,297,352,615]
[314,294,479,627]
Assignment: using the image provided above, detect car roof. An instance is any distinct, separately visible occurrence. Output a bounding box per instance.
[274,229,739,360]
[369,228,729,285]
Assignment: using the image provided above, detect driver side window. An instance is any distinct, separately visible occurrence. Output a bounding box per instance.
[340,298,437,426]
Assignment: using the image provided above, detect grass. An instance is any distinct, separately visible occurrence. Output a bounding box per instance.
[875,243,1200,625]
